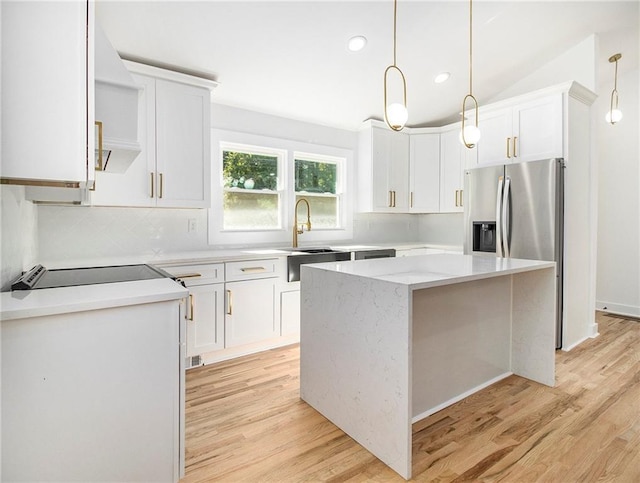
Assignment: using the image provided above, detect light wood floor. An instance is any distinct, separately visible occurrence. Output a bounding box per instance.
[182,312,640,482]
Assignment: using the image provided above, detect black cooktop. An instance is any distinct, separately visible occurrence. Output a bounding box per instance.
[11,264,174,291]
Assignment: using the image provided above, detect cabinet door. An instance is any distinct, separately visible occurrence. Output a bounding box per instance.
[225,278,277,347]
[91,73,156,206]
[439,128,464,213]
[1,1,94,186]
[476,108,512,166]
[409,133,440,213]
[512,94,563,162]
[371,127,409,212]
[155,80,211,208]
[186,283,225,356]
[280,290,301,336]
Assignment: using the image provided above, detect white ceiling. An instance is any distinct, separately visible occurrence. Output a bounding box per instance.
[96,1,640,131]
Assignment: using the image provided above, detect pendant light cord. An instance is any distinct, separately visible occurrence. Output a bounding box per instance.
[393,0,398,67]
[469,0,473,95]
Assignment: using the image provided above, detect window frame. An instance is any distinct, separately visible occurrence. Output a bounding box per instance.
[220,141,285,232]
[209,129,353,247]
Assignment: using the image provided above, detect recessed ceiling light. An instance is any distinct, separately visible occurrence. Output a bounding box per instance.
[347,36,367,52]
[434,72,451,84]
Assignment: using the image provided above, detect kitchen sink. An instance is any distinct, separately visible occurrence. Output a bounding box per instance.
[286,248,351,282]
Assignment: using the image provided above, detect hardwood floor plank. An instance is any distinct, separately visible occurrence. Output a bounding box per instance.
[181,312,640,481]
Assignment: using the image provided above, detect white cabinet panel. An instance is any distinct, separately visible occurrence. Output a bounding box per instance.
[186,284,225,356]
[477,93,563,167]
[225,278,277,347]
[359,122,410,212]
[512,94,563,162]
[156,80,211,207]
[91,69,211,207]
[409,133,440,213]
[1,1,94,187]
[280,290,301,336]
[439,128,465,213]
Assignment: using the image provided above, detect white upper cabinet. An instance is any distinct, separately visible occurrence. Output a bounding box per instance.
[409,132,440,213]
[439,127,465,213]
[477,93,563,166]
[1,1,94,188]
[358,120,409,212]
[91,63,215,208]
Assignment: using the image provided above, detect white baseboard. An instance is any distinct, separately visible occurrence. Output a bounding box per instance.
[193,334,300,367]
[595,301,640,319]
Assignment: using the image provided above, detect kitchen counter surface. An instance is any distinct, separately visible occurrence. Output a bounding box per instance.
[38,242,463,269]
[0,278,188,321]
[303,253,555,290]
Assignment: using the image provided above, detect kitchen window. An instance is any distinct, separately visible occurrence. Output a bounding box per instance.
[221,145,283,230]
[210,129,353,246]
[294,154,341,229]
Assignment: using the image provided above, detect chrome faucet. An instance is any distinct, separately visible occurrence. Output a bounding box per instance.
[293,198,311,248]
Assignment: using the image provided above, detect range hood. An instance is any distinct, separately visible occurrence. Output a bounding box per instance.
[94,23,141,173]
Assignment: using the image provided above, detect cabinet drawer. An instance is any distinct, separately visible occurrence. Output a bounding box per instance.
[162,263,224,286]
[225,258,282,282]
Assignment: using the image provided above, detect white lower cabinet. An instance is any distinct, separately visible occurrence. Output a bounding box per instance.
[280,289,301,336]
[186,283,225,356]
[225,278,277,347]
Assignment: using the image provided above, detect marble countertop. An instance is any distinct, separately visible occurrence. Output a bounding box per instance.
[301,253,555,291]
[39,242,463,269]
[0,278,188,321]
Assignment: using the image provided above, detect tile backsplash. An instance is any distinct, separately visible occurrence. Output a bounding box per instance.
[37,206,422,263]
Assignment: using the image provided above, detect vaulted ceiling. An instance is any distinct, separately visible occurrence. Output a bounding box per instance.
[97,1,639,130]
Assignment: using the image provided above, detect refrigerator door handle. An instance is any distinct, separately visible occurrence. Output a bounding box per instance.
[502,177,511,258]
[496,177,504,257]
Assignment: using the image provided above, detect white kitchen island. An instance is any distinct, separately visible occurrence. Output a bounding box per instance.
[300,254,556,480]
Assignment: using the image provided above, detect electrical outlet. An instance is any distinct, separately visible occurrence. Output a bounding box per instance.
[188,218,197,232]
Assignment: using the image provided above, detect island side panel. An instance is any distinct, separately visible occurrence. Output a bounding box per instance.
[411,276,512,420]
[511,267,556,386]
[300,266,413,480]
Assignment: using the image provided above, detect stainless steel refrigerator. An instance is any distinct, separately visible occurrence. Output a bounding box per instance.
[463,158,564,348]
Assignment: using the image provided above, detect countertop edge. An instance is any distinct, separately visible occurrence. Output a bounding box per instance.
[1,279,188,321]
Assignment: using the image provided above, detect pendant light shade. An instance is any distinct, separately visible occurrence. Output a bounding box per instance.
[606,53,622,125]
[383,0,408,131]
[460,0,480,148]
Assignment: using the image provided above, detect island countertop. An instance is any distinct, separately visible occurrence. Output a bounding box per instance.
[302,253,556,290]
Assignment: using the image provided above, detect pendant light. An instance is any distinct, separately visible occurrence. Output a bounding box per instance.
[605,53,623,124]
[383,0,408,131]
[460,0,480,148]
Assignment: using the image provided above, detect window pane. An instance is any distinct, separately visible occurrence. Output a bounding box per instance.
[296,195,338,229]
[223,150,278,190]
[295,159,336,194]
[224,191,279,230]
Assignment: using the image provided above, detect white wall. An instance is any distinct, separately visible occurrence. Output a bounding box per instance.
[489,35,598,101]
[0,186,38,289]
[36,104,419,264]
[595,67,640,317]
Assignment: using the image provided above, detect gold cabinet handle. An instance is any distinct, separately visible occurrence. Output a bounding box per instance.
[159,173,164,199]
[392,190,396,208]
[95,121,104,171]
[513,136,518,157]
[240,267,267,273]
[506,137,511,158]
[455,189,459,207]
[226,290,232,315]
[187,294,194,321]
[150,172,155,198]
[410,191,414,208]
[460,189,463,207]
[176,273,202,279]
[389,190,393,208]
